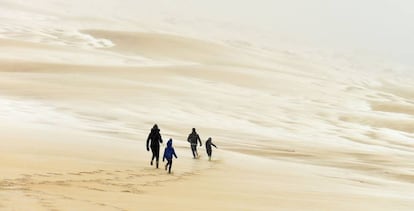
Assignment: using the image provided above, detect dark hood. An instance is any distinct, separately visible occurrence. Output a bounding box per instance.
[167,139,172,147]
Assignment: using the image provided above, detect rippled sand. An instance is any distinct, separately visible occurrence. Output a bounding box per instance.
[0,1,414,210]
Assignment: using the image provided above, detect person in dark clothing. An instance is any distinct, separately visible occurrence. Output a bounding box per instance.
[146,124,163,168]
[163,138,178,174]
[187,128,202,159]
[205,137,217,161]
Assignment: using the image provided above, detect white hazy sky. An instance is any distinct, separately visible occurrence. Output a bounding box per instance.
[158,0,413,65]
[4,0,414,65]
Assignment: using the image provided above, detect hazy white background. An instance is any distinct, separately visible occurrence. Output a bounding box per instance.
[157,0,414,66]
[3,0,413,66]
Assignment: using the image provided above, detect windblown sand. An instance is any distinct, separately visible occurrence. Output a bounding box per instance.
[0,1,414,210]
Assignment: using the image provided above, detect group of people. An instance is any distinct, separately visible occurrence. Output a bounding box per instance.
[146,124,218,174]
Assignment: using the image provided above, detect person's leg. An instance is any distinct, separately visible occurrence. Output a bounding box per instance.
[150,146,156,165]
[154,146,160,168]
[168,159,172,174]
[191,145,196,158]
[195,146,198,157]
[165,159,171,172]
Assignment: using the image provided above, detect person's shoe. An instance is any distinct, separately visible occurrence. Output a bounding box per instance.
[150,160,153,166]
[156,161,159,168]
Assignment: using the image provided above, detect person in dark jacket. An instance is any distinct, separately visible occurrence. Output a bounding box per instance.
[187,128,202,158]
[205,137,217,161]
[163,138,178,174]
[146,124,163,168]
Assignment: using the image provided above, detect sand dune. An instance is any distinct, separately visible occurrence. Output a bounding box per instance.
[1,0,414,210]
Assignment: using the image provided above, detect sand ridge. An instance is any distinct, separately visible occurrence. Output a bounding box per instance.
[1,0,414,210]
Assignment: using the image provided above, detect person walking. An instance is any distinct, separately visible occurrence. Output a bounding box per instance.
[205,137,217,161]
[146,124,163,168]
[187,128,202,159]
[163,138,178,174]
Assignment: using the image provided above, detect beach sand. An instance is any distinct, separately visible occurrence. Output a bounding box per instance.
[1,1,414,210]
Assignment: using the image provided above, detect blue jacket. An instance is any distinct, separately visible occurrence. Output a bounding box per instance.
[163,139,178,161]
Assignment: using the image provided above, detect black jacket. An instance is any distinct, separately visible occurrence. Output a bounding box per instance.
[205,138,217,153]
[187,132,202,146]
[147,128,163,148]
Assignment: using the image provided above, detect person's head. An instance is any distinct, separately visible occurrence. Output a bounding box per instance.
[192,128,196,133]
[152,124,159,131]
[167,138,173,147]
[207,137,212,141]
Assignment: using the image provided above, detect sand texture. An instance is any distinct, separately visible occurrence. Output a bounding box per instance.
[0,1,414,210]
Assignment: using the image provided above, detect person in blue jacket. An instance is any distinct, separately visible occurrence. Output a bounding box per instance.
[163,138,178,174]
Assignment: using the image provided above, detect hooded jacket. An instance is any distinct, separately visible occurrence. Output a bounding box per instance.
[146,125,163,149]
[163,139,178,161]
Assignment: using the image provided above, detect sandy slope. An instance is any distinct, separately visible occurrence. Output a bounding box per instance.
[1,1,414,210]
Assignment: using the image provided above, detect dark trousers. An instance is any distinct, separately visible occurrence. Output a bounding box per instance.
[165,159,173,173]
[207,149,212,157]
[191,144,198,158]
[151,145,160,162]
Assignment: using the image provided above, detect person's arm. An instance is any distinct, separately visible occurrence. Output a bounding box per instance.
[146,133,151,151]
[159,134,163,144]
[198,135,202,146]
[173,149,178,159]
[187,134,191,143]
[212,143,217,148]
